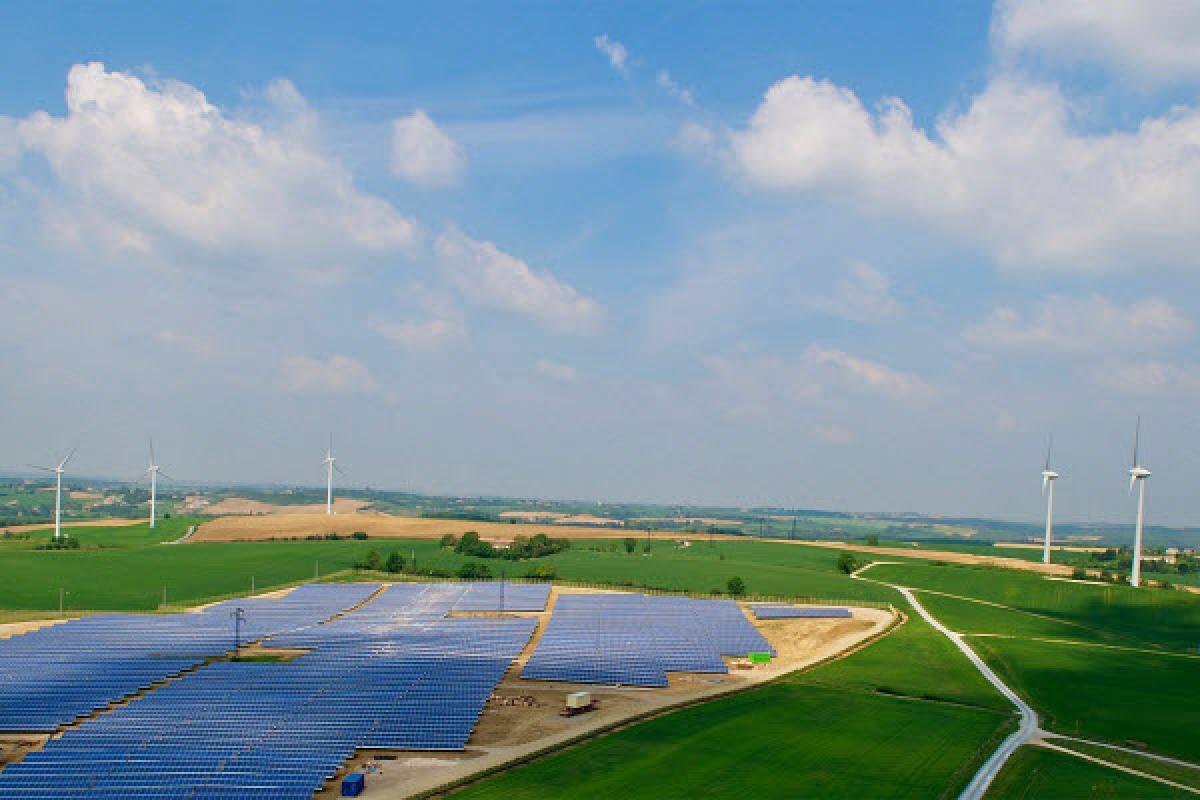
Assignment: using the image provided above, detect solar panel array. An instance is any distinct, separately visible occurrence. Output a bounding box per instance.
[0,582,546,800]
[0,583,378,732]
[749,604,853,620]
[522,593,774,687]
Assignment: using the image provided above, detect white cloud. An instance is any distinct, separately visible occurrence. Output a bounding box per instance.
[434,229,601,332]
[594,34,630,76]
[11,63,416,267]
[656,70,695,106]
[993,0,1200,85]
[1097,361,1200,394]
[370,287,466,352]
[536,359,577,381]
[815,424,856,444]
[964,294,1193,353]
[809,260,898,321]
[390,109,467,188]
[805,345,934,398]
[730,73,1200,271]
[156,328,219,360]
[280,355,378,394]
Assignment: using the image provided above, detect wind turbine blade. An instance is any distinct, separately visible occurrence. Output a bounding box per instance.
[158,470,175,481]
[1133,416,1141,467]
[1042,474,1049,495]
[27,464,54,473]
[1044,434,1053,471]
[58,445,78,469]
[149,437,156,466]
[333,462,345,476]
[1130,474,1137,493]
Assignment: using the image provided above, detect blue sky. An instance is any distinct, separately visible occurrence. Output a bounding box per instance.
[4,1,1200,525]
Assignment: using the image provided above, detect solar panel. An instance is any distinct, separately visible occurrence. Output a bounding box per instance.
[522,593,774,687]
[0,581,544,797]
[749,604,852,619]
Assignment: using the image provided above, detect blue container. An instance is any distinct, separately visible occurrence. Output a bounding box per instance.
[342,772,366,797]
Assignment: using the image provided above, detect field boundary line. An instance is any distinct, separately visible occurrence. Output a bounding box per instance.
[962,633,1200,660]
[1044,733,1200,773]
[1036,741,1200,795]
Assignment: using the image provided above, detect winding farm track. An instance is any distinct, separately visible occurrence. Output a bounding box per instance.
[852,562,1039,800]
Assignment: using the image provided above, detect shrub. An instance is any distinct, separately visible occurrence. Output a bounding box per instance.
[439,533,458,549]
[523,564,557,581]
[351,532,368,540]
[1072,566,1088,580]
[726,576,746,596]
[355,550,382,571]
[836,552,860,574]
[864,534,880,546]
[457,562,493,580]
[623,538,637,554]
[385,551,405,573]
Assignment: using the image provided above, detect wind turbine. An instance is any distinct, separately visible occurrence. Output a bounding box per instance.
[144,439,173,529]
[322,435,343,515]
[1128,418,1152,588]
[29,447,77,541]
[1041,435,1059,565]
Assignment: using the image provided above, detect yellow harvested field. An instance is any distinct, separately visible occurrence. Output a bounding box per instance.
[199,497,370,516]
[0,518,140,534]
[994,541,1106,553]
[796,540,1079,575]
[192,511,692,542]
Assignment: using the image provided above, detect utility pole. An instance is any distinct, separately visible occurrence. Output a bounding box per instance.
[59,587,65,616]
[162,586,167,608]
[231,607,246,652]
[250,575,255,593]
[314,560,319,579]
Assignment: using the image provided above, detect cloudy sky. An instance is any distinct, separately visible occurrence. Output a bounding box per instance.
[3,1,1200,525]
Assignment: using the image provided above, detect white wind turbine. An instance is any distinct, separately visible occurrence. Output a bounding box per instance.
[1128,417,1152,588]
[322,435,344,515]
[1041,435,1059,565]
[144,439,174,529]
[29,447,77,541]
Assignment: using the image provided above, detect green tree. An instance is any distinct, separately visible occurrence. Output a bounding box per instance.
[357,549,382,571]
[439,533,458,549]
[726,576,746,596]
[623,537,637,554]
[385,551,405,573]
[836,552,859,574]
[864,534,880,546]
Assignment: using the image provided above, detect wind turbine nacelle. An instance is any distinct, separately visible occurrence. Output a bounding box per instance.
[1129,467,1152,480]
[1041,470,1059,481]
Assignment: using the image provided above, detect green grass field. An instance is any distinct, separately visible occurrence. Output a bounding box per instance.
[1048,740,1200,791]
[971,637,1200,761]
[0,517,196,549]
[796,598,1008,711]
[984,745,1190,799]
[451,683,1011,800]
[864,562,1200,652]
[913,591,1138,648]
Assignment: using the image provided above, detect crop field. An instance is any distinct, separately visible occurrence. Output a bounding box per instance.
[1049,740,1200,791]
[0,517,193,549]
[864,562,1200,651]
[451,683,1012,800]
[972,637,1200,761]
[912,591,1138,647]
[984,746,1190,799]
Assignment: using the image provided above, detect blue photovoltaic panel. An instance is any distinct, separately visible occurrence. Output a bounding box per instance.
[522,593,774,688]
[749,604,852,619]
[0,581,543,799]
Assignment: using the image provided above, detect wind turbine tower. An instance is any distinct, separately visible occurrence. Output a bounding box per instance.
[322,435,343,515]
[1041,436,1059,565]
[144,440,173,528]
[1128,418,1152,588]
[30,447,77,541]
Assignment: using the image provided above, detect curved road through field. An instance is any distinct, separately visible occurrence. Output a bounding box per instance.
[853,563,1039,800]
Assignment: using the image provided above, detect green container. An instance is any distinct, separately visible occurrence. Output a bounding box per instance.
[748,652,772,664]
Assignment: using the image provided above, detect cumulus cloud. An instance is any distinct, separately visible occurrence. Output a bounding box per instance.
[1097,360,1200,395]
[390,110,467,188]
[594,34,630,76]
[434,229,601,332]
[808,260,899,321]
[656,70,695,106]
[964,294,1193,353]
[156,329,220,360]
[9,63,416,268]
[806,345,934,398]
[730,73,1200,271]
[370,287,466,352]
[993,0,1200,85]
[536,359,577,381]
[280,355,378,394]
